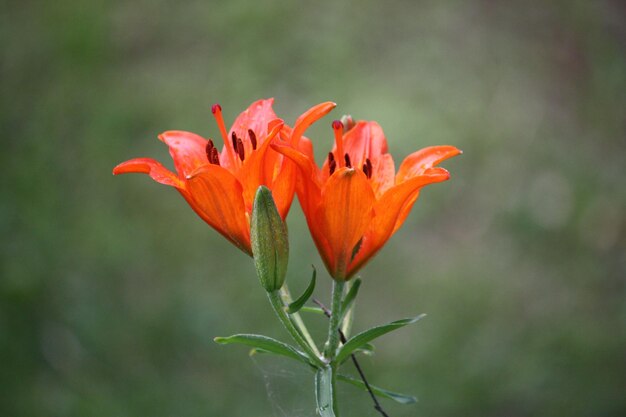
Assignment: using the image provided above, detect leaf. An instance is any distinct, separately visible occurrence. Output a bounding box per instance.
[337,374,417,404]
[315,366,336,417]
[334,314,426,364]
[214,334,310,365]
[300,306,325,315]
[286,266,317,314]
[339,278,361,322]
[339,342,375,365]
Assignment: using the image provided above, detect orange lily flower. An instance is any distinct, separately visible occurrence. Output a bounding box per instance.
[113,99,335,255]
[272,118,461,280]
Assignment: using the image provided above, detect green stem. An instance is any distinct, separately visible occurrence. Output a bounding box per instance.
[267,291,325,367]
[280,285,321,357]
[324,280,345,416]
[340,281,355,338]
[325,280,345,360]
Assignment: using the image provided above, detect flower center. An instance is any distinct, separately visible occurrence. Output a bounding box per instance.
[329,120,373,179]
[211,103,259,164]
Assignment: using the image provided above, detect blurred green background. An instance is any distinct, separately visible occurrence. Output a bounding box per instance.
[2,0,625,416]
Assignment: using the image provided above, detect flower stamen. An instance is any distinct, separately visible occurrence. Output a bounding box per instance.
[328,152,336,175]
[211,103,236,164]
[363,158,373,179]
[248,129,257,150]
[344,153,352,168]
[231,132,238,152]
[205,138,220,165]
[332,120,344,168]
[236,137,245,161]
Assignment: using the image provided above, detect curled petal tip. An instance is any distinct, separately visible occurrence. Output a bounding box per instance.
[424,166,451,179]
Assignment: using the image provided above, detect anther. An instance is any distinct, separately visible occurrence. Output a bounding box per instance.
[205,139,215,161]
[209,147,220,166]
[211,103,222,114]
[236,137,245,161]
[248,129,257,150]
[344,153,352,168]
[231,132,238,151]
[328,152,336,175]
[365,158,373,179]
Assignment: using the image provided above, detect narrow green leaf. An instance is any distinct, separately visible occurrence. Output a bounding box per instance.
[339,278,361,321]
[286,266,317,314]
[214,334,310,365]
[315,366,336,417]
[337,374,417,404]
[300,306,325,315]
[335,314,426,364]
[339,342,375,365]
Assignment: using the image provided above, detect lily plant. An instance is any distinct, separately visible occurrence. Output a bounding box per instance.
[114,98,460,416]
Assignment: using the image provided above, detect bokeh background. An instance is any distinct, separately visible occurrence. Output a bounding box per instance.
[2,1,625,416]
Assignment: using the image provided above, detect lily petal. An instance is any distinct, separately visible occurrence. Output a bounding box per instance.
[229,98,278,157]
[186,165,251,254]
[271,143,322,212]
[113,158,183,188]
[348,167,450,276]
[396,145,461,183]
[159,131,210,178]
[341,121,389,168]
[236,120,285,215]
[316,168,375,279]
[290,101,336,146]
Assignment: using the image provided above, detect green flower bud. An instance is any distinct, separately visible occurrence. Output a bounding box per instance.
[251,186,289,292]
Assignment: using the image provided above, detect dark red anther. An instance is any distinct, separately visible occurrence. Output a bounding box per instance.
[364,158,373,179]
[231,132,238,151]
[344,153,352,168]
[209,147,220,165]
[248,129,257,150]
[205,139,215,161]
[329,159,337,175]
[236,137,245,161]
[211,103,221,114]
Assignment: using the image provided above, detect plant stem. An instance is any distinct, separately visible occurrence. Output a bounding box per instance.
[324,280,345,416]
[280,284,321,357]
[340,281,355,338]
[325,280,345,359]
[267,291,325,367]
[314,298,391,417]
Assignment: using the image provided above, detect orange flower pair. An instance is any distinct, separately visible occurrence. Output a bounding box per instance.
[114,99,461,279]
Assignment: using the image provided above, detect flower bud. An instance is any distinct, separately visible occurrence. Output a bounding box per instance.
[251,186,289,292]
